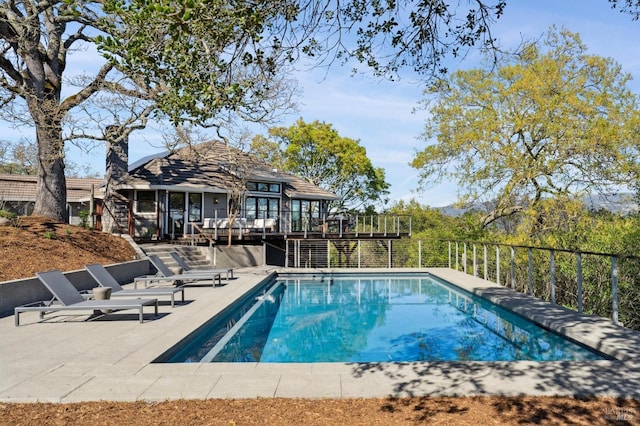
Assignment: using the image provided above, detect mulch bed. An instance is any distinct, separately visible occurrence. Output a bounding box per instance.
[1,396,639,425]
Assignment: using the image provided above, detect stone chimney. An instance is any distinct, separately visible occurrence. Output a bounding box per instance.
[105,125,129,184]
[103,125,129,234]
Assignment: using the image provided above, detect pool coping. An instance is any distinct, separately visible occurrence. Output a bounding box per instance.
[425,268,640,362]
[1,266,639,402]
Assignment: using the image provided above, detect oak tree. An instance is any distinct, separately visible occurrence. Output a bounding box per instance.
[412,27,640,228]
[252,119,389,212]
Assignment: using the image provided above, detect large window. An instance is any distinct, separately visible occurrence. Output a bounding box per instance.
[245,197,279,220]
[188,193,202,222]
[290,200,320,231]
[136,191,156,213]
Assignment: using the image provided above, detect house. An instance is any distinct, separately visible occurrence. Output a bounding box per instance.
[0,141,411,247]
[103,140,341,241]
[0,174,102,226]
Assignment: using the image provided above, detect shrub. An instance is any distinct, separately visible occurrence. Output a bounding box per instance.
[0,209,16,219]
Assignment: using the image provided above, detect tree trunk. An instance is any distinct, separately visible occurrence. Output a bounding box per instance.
[32,118,67,222]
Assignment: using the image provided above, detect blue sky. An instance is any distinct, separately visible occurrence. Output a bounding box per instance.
[288,1,640,207]
[3,1,640,207]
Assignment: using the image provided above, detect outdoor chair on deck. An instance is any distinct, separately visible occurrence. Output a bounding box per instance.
[134,255,223,288]
[85,264,186,308]
[169,252,234,280]
[14,270,158,326]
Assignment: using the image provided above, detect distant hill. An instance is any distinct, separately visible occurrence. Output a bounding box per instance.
[437,193,638,217]
[583,193,638,214]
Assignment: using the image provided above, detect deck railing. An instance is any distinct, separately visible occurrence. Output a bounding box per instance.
[282,238,640,331]
[185,211,412,243]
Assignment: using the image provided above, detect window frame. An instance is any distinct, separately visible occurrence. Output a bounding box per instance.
[136,190,156,214]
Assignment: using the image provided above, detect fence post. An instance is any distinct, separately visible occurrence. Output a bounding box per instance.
[496,246,500,286]
[463,243,467,273]
[357,240,361,268]
[576,252,583,313]
[510,247,515,289]
[388,240,392,268]
[418,240,422,269]
[370,216,374,237]
[327,240,331,268]
[483,244,488,280]
[384,216,387,237]
[612,256,619,325]
[448,241,452,268]
[455,242,459,271]
[550,250,556,304]
[285,240,289,268]
[528,248,534,296]
[214,209,218,239]
[473,244,477,277]
[322,213,326,238]
[263,242,266,265]
[355,215,359,237]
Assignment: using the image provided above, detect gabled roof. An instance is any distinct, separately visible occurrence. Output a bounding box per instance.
[120,141,339,200]
[0,174,103,203]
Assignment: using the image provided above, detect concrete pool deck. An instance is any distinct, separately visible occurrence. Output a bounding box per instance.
[1,267,640,403]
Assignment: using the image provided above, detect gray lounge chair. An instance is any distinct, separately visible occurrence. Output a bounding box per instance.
[85,264,186,308]
[169,252,234,279]
[15,270,158,326]
[134,255,222,288]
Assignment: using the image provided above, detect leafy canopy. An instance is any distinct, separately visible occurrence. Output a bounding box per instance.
[95,0,509,126]
[252,119,389,212]
[412,27,640,227]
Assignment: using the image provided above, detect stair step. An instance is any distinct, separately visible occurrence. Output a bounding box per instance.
[138,244,211,269]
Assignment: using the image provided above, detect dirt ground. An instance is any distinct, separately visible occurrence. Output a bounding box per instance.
[1,217,639,425]
[0,216,137,281]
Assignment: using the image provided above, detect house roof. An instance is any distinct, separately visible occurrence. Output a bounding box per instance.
[120,141,340,200]
[0,142,339,206]
[0,174,103,203]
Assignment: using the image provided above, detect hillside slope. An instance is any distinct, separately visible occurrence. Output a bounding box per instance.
[0,216,138,281]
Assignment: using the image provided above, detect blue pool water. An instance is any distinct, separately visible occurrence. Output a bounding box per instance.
[159,273,606,363]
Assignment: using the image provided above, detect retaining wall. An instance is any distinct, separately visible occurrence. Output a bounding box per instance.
[211,245,264,268]
[0,259,149,318]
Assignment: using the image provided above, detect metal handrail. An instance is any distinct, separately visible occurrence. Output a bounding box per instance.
[280,237,637,329]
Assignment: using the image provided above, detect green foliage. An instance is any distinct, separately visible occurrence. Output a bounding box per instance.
[0,209,16,219]
[490,201,640,330]
[97,0,301,126]
[385,199,495,268]
[43,230,57,240]
[252,119,390,212]
[386,200,491,241]
[78,209,90,229]
[413,27,640,228]
[389,195,640,330]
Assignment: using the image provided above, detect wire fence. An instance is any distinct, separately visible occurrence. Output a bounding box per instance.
[284,239,450,269]
[282,238,640,331]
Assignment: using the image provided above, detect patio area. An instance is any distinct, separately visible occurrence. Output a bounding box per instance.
[1,267,640,403]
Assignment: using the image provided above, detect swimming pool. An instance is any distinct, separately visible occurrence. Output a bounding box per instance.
[157,273,607,363]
